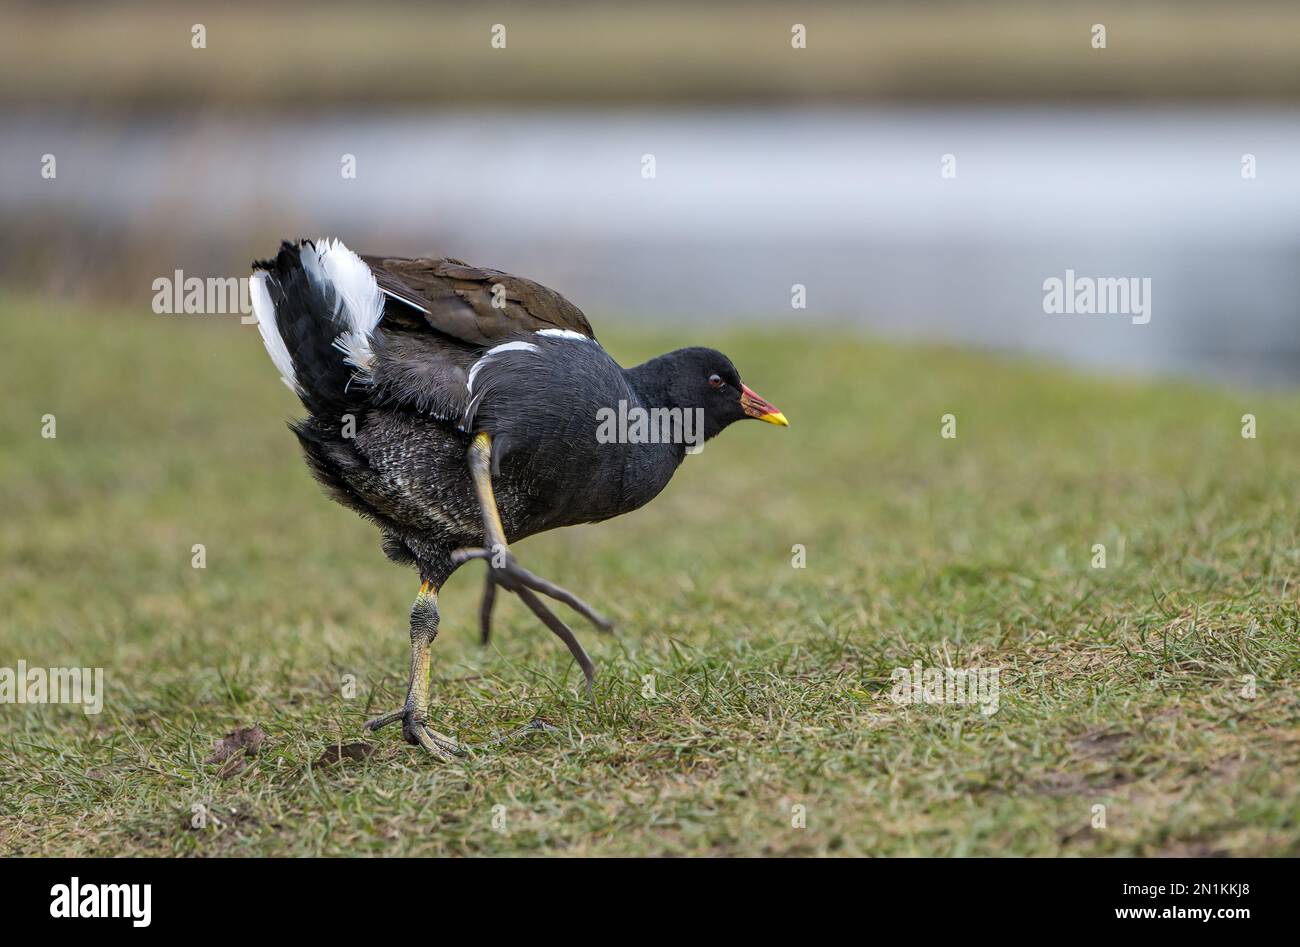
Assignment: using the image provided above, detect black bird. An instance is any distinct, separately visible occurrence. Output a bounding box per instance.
[251,238,788,756]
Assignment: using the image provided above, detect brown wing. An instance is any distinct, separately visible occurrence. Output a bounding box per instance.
[362,255,597,344]
[358,255,595,422]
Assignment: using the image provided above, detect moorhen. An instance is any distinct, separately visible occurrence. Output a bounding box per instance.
[251,239,788,756]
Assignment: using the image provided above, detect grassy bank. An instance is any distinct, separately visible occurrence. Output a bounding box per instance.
[1,295,1297,855]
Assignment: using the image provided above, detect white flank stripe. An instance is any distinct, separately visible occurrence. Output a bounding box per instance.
[466,341,539,393]
[535,328,591,342]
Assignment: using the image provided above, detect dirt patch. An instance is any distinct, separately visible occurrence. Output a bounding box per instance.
[205,724,267,778]
[315,742,376,767]
[1033,768,1137,798]
[1068,728,1131,760]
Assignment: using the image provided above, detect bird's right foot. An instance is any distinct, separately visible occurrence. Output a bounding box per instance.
[459,431,613,693]
[450,545,613,692]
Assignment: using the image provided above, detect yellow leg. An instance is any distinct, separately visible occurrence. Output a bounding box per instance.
[405,579,436,724]
[468,432,508,551]
[457,432,612,693]
[364,580,460,758]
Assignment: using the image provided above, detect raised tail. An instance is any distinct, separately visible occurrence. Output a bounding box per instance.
[250,238,385,414]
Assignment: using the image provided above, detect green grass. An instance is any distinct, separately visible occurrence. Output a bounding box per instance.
[1,295,1298,856]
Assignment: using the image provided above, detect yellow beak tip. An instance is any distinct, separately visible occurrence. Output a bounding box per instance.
[762,411,790,427]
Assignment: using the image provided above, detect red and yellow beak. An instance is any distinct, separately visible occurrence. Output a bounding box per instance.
[740,383,789,426]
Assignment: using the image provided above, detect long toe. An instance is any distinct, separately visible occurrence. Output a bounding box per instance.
[508,561,614,634]
[410,722,463,759]
[364,708,406,731]
[450,547,491,566]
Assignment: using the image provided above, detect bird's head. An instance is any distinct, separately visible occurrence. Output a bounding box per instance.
[630,346,789,443]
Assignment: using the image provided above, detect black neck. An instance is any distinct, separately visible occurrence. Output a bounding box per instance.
[623,355,675,411]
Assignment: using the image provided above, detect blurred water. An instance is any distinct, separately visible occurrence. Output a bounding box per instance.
[3,106,1298,383]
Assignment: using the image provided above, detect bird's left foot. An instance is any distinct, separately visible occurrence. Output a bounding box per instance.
[365,704,462,759]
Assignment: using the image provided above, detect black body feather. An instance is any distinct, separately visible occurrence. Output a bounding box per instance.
[253,240,761,587]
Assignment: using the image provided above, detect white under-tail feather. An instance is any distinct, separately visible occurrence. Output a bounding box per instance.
[308,237,384,380]
[251,238,385,394]
[250,271,301,394]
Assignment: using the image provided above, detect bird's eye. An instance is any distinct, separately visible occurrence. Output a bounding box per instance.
[708,374,724,389]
